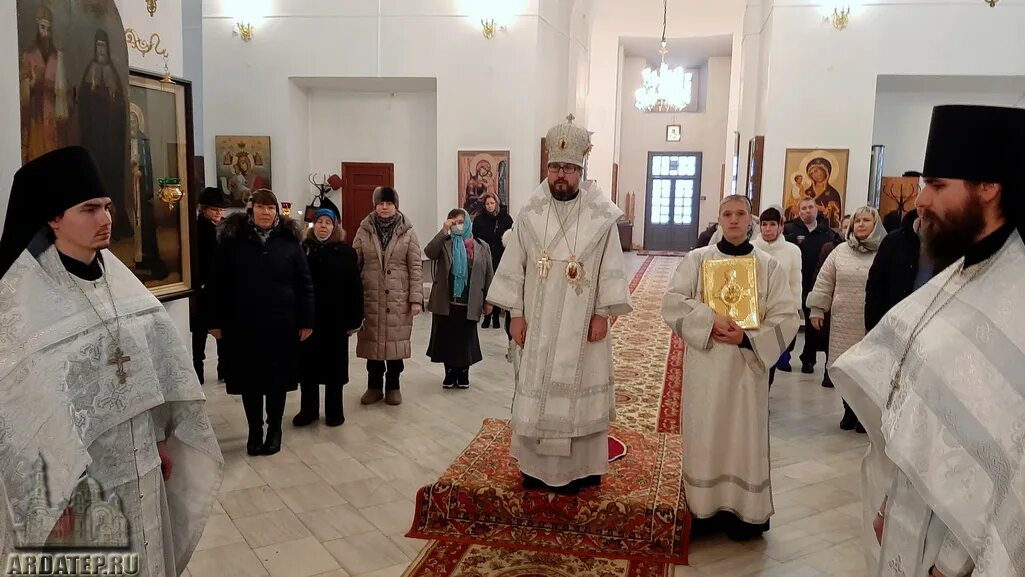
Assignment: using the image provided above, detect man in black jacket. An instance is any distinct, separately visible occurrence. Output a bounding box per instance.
[192,187,228,383]
[784,196,841,373]
[864,210,935,331]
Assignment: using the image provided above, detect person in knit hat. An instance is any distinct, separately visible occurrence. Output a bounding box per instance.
[424,208,494,389]
[209,189,314,456]
[294,207,364,427]
[487,115,632,494]
[351,187,424,406]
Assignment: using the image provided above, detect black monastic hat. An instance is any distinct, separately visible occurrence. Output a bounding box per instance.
[0,146,109,278]
[923,105,1025,184]
[922,105,1025,242]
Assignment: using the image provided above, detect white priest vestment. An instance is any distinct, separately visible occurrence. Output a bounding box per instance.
[0,241,223,576]
[832,230,1025,577]
[487,182,631,487]
[661,245,799,523]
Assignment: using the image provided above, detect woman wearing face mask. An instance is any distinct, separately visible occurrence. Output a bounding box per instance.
[352,187,423,406]
[294,209,364,427]
[471,192,513,329]
[807,206,887,433]
[424,209,494,388]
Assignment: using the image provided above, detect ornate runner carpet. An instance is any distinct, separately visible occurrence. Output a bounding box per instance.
[405,256,689,573]
[612,256,684,435]
[408,419,688,564]
[402,541,671,577]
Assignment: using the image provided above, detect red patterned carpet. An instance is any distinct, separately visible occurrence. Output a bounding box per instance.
[403,256,688,575]
[403,541,670,577]
[408,419,689,564]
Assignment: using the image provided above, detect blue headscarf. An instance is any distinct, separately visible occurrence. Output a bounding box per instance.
[451,209,474,297]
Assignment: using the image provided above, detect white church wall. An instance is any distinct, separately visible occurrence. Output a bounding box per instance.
[619,56,733,248]
[306,89,439,241]
[201,0,588,242]
[872,85,1025,178]
[756,1,1025,214]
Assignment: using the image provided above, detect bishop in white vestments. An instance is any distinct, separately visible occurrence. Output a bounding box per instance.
[0,148,223,575]
[662,195,799,541]
[833,105,1025,577]
[487,116,631,494]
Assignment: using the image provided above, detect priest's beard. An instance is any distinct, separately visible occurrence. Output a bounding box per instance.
[549,180,579,202]
[919,191,986,271]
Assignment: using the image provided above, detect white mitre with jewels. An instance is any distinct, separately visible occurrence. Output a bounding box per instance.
[545,114,593,168]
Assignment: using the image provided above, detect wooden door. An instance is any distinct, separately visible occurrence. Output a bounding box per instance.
[341,162,394,243]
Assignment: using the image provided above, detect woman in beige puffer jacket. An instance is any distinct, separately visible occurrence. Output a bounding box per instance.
[352,187,424,406]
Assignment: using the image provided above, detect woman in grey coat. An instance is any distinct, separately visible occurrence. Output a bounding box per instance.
[424,208,494,388]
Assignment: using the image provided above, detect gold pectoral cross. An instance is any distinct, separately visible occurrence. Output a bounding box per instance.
[537,250,553,280]
[108,347,131,385]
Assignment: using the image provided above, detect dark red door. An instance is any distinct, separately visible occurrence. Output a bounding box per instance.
[341,162,394,244]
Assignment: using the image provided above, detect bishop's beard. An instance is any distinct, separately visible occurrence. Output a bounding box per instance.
[919,192,986,271]
[549,180,579,202]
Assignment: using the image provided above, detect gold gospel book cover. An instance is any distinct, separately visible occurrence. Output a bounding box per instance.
[701,256,760,329]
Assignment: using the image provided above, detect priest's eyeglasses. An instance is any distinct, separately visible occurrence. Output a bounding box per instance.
[548,163,580,175]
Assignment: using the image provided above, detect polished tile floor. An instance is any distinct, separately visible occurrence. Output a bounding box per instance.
[187,254,869,577]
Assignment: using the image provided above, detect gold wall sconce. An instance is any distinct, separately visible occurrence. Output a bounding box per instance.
[831,6,850,30]
[481,18,497,39]
[236,21,254,42]
[147,0,157,16]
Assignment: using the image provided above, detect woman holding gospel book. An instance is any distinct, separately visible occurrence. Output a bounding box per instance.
[661,195,800,542]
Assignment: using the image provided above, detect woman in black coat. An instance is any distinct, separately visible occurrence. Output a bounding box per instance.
[471,192,513,329]
[209,190,314,456]
[294,209,364,427]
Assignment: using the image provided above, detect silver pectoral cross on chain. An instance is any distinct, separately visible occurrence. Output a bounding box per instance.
[108,347,131,385]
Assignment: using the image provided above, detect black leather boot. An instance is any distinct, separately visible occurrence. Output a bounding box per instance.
[325,386,345,427]
[262,429,282,455]
[247,428,264,456]
[293,383,320,427]
[840,401,858,431]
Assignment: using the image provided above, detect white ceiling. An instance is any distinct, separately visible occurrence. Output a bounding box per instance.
[291,77,438,93]
[877,75,1025,95]
[620,35,733,69]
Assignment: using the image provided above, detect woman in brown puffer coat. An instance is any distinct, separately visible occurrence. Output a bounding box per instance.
[351,187,424,406]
